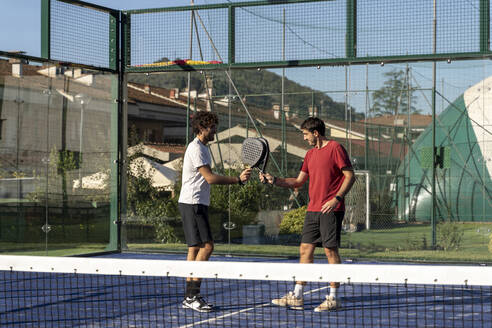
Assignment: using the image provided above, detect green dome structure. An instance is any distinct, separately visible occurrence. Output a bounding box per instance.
[397,76,492,222]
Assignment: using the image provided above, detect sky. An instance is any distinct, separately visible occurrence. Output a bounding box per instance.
[0,0,227,57]
[0,0,490,116]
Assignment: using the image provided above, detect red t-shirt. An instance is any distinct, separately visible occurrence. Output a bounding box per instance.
[301,141,352,212]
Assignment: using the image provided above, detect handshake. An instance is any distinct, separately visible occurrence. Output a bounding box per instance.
[237,169,276,186]
[259,172,275,185]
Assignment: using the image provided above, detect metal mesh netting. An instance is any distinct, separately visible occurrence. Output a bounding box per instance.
[128,9,228,67]
[125,0,487,70]
[50,0,112,68]
[234,1,346,63]
[357,0,480,57]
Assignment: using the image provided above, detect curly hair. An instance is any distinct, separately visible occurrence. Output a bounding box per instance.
[192,111,219,135]
[300,117,325,136]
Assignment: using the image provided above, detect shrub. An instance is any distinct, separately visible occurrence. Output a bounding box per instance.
[279,206,307,235]
[488,233,492,255]
[437,222,464,251]
[154,218,180,243]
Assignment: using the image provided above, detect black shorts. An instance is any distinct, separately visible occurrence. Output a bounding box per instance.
[301,211,344,248]
[178,203,213,247]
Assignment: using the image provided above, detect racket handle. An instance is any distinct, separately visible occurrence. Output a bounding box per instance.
[260,170,268,184]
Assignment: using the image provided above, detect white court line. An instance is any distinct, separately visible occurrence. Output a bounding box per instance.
[177,286,330,328]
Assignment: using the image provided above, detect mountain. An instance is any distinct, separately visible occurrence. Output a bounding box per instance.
[127,59,363,121]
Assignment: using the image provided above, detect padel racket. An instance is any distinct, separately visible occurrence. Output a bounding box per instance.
[241,137,270,183]
[257,137,270,173]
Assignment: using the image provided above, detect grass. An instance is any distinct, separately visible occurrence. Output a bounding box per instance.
[0,222,489,263]
[127,222,492,263]
[0,198,34,204]
[0,243,109,256]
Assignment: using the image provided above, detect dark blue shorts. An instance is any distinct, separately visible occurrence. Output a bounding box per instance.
[178,203,213,247]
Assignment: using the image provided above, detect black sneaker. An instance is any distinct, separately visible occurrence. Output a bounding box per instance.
[182,295,214,312]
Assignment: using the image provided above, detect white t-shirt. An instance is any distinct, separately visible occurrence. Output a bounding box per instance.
[178,137,212,205]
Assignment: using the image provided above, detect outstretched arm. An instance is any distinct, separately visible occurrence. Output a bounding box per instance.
[259,171,308,189]
[199,165,252,185]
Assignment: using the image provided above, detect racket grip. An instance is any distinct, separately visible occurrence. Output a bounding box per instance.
[260,170,267,184]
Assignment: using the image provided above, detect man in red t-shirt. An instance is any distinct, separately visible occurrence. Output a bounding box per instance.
[260,117,355,312]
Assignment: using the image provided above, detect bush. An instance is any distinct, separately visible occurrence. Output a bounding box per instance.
[154,218,180,243]
[488,233,492,255]
[279,206,307,235]
[437,222,464,251]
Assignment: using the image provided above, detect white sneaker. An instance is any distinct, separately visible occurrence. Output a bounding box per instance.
[314,295,341,312]
[271,292,304,310]
[182,295,214,312]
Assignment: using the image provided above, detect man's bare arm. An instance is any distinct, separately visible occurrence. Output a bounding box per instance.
[260,171,308,189]
[336,169,356,198]
[199,165,251,185]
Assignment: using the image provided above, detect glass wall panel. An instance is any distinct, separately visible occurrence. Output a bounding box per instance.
[0,55,118,255]
[124,59,492,263]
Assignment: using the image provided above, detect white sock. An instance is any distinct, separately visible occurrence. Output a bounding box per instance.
[329,287,337,299]
[293,284,304,298]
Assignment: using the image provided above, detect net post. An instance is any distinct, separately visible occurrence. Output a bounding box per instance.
[119,13,129,252]
[106,76,119,252]
[107,12,122,250]
[346,0,357,58]
[122,13,131,69]
[228,5,235,65]
[41,0,51,59]
[480,0,490,52]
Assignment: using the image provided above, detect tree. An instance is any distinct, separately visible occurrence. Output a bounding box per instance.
[371,69,420,116]
[126,145,180,243]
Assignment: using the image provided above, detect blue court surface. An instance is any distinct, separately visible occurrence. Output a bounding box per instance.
[0,252,490,327]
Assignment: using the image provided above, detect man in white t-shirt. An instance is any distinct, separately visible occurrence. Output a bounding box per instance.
[179,111,252,313]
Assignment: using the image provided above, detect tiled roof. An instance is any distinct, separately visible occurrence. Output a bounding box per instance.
[363,114,432,127]
[144,143,185,154]
[127,85,185,108]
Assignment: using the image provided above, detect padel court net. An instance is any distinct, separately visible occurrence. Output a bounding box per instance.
[0,255,491,327]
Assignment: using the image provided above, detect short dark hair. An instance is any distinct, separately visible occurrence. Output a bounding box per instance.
[300,117,325,136]
[192,111,218,135]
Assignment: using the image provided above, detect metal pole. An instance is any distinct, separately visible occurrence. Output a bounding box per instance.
[186,1,195,145]
[348,67,352,158]
[431,0,437,247]
[281,8,286,174]
[405,63,410,221]
[79,103,84,187]
[366,171,370,230]
[227,67,232,255]
[345,67,348,144]
[44,81,52,255]
[15,77,22,242]
[365,63,369,171]
[311,91,314,115]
